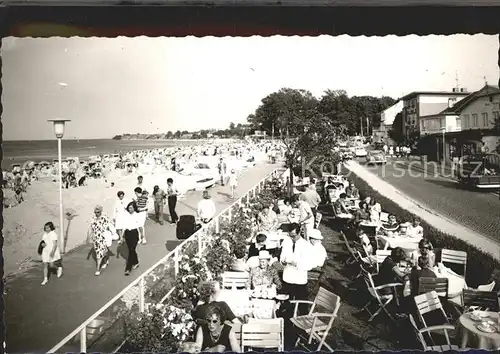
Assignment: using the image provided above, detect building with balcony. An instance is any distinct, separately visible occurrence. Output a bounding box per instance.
[417,85,500,162]
[401,89,470,141]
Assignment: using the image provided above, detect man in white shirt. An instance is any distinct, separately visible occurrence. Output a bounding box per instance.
[280,223,313,314]
[308,229,327,269]
[291,194,315,240]
[197,190,217,224]
[299,181,322,223]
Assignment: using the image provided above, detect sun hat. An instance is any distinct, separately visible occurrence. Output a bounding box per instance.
[258,250,272,259]
[308,229,324,240]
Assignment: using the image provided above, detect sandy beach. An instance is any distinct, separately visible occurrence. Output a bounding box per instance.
[3,141,274,278]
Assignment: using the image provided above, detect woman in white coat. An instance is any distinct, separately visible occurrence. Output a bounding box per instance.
[40,221,63,285]
[113,191,128,240]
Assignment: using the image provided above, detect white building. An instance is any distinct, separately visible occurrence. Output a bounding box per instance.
[373,101,404,140]
[401,89,470,139]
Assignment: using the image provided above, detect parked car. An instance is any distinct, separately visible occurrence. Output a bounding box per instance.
[366,150,387,165]
[355,147,368,157]
[458,153,500,189]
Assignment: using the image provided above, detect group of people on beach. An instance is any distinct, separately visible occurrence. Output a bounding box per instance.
[36,140,280,285]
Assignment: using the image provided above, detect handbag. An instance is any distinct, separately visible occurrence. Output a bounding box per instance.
[103,230,113,247]
[37,241,45,255]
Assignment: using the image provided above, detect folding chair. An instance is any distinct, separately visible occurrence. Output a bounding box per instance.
[241,319,283,351]
[229,322,242,350]
[461,289,499,312]
[221,271,249,289]
[314,212,323,228]
[340,231,361,266]
[440,249,467,278]
[414,291,450,328]
[289,287,340,352]
[418,277,449,298]
[409,314,458,352]
[360,267,403,323]
[375,250,392,274]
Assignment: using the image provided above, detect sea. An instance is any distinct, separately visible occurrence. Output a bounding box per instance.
[1,139,203,169]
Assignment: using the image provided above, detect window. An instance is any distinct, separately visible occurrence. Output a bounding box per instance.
[472,114,478,127]
[463,114,469,129]
[482,112,489,127]
[455,117,461,129]
[440,118,445,128]
[493,111,500,125]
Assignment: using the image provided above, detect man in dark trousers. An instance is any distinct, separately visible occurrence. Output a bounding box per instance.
[152,185,167,225]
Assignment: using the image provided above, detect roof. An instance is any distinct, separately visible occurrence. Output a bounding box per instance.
[401,90,469,101]
[439,85,500,114]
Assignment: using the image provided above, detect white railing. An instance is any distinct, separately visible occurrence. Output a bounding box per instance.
[47,167,282,354]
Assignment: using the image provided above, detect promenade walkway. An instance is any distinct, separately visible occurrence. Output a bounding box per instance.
[5,162,280,353]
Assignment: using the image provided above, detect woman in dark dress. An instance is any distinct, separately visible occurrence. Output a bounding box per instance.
[194,305,240,352]
[377,247,410,294]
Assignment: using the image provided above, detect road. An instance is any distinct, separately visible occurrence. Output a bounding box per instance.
[356,158,500,242]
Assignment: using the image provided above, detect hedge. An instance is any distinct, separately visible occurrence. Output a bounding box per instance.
[347,170,500,289]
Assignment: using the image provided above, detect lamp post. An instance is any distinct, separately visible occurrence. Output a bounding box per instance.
[440,126,446,164]
[48,119,71,254]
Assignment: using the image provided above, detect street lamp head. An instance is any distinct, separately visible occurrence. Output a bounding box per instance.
[48,119,71,139]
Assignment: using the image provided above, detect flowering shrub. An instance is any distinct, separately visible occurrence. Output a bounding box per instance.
[205,237,235,280]
[126,304,196,353]
[171,254,209,308]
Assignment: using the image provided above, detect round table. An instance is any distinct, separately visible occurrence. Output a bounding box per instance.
[459,312,500,349]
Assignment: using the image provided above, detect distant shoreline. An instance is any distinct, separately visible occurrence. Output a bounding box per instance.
[2,137,239,169]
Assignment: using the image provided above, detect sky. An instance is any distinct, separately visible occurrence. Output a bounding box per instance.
[1,35,498,140]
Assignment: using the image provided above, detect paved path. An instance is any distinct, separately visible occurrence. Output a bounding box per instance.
[5,162,280,353]
[345,160,500,259]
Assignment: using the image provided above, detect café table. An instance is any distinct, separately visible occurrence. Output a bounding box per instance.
[458,311,500,349]
[217,289,278,319]
[432,264,468,302]
[359,220,379,236]
[377,234,421,252]
[265,230,287,249]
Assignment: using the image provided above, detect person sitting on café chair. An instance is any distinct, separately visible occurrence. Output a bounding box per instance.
[192,281,240,324]
[381,214,399,232]
[332,193,354,220]
[248,233,267,259]
[257,203,279,232]
[246,250,282,290]
[345,181,360,199]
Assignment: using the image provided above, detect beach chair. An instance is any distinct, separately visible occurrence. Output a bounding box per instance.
[229,322,242,349]
[414,291,450,328]
[290,287,340,352]
[241,319,283,351]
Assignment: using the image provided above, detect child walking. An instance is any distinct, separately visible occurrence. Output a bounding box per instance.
[40,221,63,285]
[228,169,238,199]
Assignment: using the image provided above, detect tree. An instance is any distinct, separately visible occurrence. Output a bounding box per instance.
[173,130,182,139]
[166,131,173,139]
[249,88,342,196]
[389,112,405,143]
[229,122,236,130]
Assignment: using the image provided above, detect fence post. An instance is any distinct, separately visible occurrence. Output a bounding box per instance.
[215,217,220,233]
[80,327,87,353]
[228,208,232,222]
[139,277,145,313]
[174,249,179,277]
